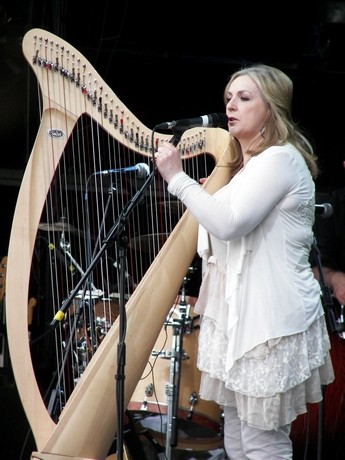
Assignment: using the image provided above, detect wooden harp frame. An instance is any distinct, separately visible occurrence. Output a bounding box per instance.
[6,28,233,460]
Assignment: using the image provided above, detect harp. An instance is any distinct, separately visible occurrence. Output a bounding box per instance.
[6,28,232,459]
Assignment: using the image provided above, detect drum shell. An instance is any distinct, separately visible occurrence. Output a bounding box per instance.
[128,297,223,450]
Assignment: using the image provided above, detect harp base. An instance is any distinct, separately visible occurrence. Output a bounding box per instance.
[31,453,127,460]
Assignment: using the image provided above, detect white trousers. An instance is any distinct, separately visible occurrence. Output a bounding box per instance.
[223,406,293,460]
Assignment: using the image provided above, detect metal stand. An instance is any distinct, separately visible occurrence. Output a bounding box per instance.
[163,275,192,459]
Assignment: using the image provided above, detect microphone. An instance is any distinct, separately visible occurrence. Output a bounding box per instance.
[315,203,333,218]
[155,113,228,131]
[95,163,150,179]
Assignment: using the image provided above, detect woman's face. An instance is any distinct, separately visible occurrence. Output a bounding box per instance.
[225,75,269,149]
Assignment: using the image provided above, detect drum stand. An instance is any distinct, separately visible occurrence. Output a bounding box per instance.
[164,277,192,459]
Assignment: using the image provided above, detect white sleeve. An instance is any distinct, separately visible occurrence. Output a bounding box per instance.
[167,147,305,241]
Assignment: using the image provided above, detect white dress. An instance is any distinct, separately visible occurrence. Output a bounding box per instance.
[167,143,335,430]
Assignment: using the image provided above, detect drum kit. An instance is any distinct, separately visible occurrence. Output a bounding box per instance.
[38,220,224,458]
[127,269,224,459]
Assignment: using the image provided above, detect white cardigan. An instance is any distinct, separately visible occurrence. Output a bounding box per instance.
[168,143,324,371]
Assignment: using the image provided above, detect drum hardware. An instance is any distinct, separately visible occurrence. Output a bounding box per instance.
[338,305,345,339]
[59,231,102,296]
[109,292,129,299]
[163,271,213,458]
[164,301,188,459]
[130,295,223,457]
[60,294,114,402]
[328,303,345,340]
[152,347,189,361]
[128,283,223,456]
[128,276,196,459]
[152,316,191,361]
[76,289,103,299]
[187,391,198,419]
[186,314,200,335]
[68,297,121,388]
[138,383,154,411]
[58,231,105,361]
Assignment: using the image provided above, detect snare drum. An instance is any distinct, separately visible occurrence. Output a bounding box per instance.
[127,297,223,451]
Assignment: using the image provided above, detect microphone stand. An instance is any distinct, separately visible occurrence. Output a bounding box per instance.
[49,164,157,460]
[310,237,334,460]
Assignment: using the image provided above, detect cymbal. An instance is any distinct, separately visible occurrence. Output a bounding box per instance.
[38,221,81,234]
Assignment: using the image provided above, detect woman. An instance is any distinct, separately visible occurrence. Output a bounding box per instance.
[155,64,334,459]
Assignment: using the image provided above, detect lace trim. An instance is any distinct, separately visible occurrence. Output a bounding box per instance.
[198,317,334,429]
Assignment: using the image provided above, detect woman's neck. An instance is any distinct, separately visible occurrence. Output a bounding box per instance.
[242,152,252,166]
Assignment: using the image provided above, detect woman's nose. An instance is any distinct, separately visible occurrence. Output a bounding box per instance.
[226,99,235,111]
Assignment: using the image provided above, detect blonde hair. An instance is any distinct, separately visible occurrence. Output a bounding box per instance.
[224,64,319,179]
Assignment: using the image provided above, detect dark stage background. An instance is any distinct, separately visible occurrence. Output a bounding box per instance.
[1,0,345,254]
[1,1,345,459]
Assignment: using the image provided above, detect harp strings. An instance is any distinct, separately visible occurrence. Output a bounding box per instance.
[32,96,211,419]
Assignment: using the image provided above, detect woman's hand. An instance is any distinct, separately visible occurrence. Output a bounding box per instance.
[155,142,183,183]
